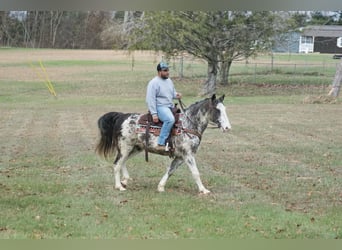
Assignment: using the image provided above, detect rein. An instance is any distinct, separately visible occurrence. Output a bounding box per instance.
[178,98,187,112]
[178,98,202,141]
[182,128,202,140]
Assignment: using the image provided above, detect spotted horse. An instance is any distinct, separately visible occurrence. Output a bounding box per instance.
[96,94,231,194]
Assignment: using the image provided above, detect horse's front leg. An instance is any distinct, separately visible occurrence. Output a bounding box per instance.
[185,155,210,194]
[158,157,183,192]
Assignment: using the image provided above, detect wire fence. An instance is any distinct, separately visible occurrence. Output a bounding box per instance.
[167,54,340,96]
[172,54,338,85]
[229,61,336,86]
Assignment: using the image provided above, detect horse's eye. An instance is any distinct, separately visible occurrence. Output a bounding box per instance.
[216,120,221,127]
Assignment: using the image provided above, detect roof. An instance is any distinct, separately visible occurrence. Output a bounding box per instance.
[302,25,342,37]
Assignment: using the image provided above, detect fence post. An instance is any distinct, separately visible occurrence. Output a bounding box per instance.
[179,55,184,79]
[328,59,342,97]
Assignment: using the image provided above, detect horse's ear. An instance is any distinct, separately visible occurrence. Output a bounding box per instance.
[218,94,225,102]
[211,94,216,102]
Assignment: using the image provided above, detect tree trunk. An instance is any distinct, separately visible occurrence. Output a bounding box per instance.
[123,11,133,32]
[203,61,218,95]
[50,11,64,48]
[328,58,342,97]
[219,59,232,86]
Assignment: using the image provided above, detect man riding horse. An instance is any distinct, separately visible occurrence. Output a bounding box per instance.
[146,62,182,151]
[96,61,231,193]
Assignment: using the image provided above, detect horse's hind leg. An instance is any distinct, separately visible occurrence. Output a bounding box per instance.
[120,163,129,187]
[113,153,128,191]
[113,147,131,191]
[158,157,183,192]
[121,146,143,187]
[114,145,142,190]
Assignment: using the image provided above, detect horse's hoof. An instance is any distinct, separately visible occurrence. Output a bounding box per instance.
[115,185,126,191]
[121,181,127,188]
[157,186,165,192]
[199,189,211,195]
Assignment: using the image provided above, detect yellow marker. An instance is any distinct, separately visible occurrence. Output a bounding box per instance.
[39,60,56,96]
[30,60,57,97]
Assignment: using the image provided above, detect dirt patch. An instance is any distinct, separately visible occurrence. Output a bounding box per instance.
[303,95,338,104]
[0,49,161,64]
[0,49,162,82]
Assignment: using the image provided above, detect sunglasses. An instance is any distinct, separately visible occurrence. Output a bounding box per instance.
[161,69,169,72]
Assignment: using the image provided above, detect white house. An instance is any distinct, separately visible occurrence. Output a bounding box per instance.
[299,25,342,54]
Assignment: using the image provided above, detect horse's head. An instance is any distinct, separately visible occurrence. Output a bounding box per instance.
[210,94,232,132]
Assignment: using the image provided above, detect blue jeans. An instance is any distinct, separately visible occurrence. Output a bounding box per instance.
[156,106,175,145]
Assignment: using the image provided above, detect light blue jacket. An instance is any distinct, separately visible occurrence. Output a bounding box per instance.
[146,76,177,115]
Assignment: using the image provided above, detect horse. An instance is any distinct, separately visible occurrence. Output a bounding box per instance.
[95,94,231,194]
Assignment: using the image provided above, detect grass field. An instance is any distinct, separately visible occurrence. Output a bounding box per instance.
[0,49,341,239]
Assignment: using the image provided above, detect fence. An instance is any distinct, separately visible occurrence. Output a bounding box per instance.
[167,54,340,95]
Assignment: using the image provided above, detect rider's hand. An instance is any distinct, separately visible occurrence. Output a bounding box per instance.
[176,93,182,99]
[152,114,159,123]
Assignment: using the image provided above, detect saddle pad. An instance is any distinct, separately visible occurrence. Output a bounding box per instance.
[135,124,181,136]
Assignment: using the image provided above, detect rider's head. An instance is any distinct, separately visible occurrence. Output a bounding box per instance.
[157,62,169,79]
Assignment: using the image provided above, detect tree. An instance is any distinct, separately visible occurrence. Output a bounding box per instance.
[130,11,278,95]
[0,11,116,49]
[15,11,64,48]
[309,11,336,25]
[49,11,64,47]
[218,11,278,86]
[100,11,144,49]
[336,11,342,25]
[0,11,25,47]
[55,11,84,48]
[328,58,342,97]
[81,11,113,49]
[289,11,309,28]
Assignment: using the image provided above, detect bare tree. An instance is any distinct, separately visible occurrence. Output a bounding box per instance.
[328,58,342,97]
[50,11,64,47]
[130,11,277,95]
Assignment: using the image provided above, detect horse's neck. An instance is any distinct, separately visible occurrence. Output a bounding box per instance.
[184,103,210,134]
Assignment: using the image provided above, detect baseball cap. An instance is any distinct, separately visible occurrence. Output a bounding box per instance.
[157,62,169,71]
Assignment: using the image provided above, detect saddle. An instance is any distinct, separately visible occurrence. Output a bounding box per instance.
[136,105,183,161]
[136,106,183,136]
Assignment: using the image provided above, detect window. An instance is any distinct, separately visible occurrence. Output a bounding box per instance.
[301,36,313,44]
[337,37,342,48]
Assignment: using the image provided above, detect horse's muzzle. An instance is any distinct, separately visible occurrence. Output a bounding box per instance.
[221,126,231,132]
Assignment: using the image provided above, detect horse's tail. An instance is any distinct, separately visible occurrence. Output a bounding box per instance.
[95,112,130,158]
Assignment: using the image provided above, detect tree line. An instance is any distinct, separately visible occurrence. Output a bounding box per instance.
[1,11,341,49]
[1,11,341,94]
[0,11,139,49]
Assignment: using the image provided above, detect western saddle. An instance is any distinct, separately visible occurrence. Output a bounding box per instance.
[136,105,182,161]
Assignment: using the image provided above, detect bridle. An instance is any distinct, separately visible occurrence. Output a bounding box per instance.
[178,98,216,141]
[179,98,220,129]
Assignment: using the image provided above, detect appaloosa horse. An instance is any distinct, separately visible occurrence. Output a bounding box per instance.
[96,94,231,194]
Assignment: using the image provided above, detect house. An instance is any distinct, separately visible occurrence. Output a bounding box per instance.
[299,25,342,54]
[272,32,301,53]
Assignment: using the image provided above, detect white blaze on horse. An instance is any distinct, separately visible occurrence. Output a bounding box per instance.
[96,94,231,194]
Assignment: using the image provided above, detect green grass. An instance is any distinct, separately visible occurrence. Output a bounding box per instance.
[1,162,339,239]
[0,49,341,239]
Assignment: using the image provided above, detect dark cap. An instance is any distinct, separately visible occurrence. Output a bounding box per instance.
[157,62,169,71]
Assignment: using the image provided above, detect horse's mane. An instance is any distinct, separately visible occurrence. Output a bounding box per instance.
[185,97,211,116]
